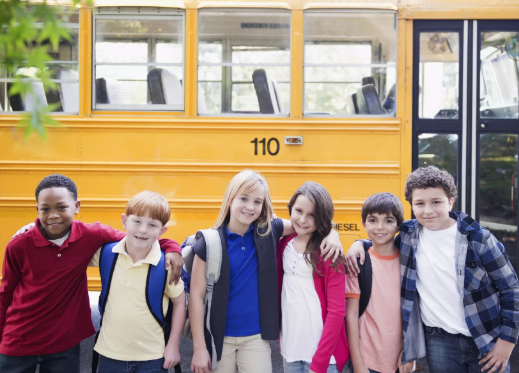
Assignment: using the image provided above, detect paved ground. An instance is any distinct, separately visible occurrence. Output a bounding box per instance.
[77,293,518,373]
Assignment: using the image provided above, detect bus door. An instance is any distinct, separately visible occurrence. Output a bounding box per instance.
[413,20,519,271]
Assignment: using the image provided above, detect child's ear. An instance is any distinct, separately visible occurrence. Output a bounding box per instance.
[121,214,128,230]
[74,200,81,215]
[448,197,455,211]
[362,220,366,229]
[159,225,168,236]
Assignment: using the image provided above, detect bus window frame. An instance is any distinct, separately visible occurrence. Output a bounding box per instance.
[197,7,292,117]
[302,9,398,118]
[92,9,186,112]
[0,21,80,115]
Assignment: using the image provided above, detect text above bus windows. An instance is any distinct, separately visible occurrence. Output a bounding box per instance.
[93,8,184,111]
[480,32,519,119]
[303,10,397,117]
[0,7,79,114]
[418,32,459,119]
[197,9,290,116]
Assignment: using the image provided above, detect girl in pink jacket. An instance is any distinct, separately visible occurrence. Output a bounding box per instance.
[276,182,349,373]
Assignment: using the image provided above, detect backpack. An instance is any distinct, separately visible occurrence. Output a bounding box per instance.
[91,241,180,373]
[357,250,372,318]
[180,229,223,371]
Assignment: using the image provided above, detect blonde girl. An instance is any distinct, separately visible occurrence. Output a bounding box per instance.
[189,170,343,373]
[276,182,349,373]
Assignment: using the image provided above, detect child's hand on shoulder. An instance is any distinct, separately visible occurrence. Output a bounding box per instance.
[479,338,514,373]
[12,222,35,238]
[163,343,180,369]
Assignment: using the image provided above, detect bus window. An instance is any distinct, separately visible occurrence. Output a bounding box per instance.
[303,11,397,117]
[0,8,79,114]
[480,32,519,119]
[93,8,184,111]
[198,9,291,116]
[418,32,459,119]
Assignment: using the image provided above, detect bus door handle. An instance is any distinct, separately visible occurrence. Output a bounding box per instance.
[285,136,303,145]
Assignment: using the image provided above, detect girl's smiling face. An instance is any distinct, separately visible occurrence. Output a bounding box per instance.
[228,186,265,232]
[290,194,317,238]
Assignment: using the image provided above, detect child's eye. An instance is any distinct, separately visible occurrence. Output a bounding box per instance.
[241,198,247,202]
[255,200,262,204]
[134,220,140,224]
[41,208,48,212]
[150,224,156,228]
[368,219,375,223]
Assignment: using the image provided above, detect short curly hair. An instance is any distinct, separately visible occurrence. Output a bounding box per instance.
[404,166,457,203]
[35,174,78,201]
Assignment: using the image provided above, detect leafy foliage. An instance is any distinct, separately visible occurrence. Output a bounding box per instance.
[0,0,88,139]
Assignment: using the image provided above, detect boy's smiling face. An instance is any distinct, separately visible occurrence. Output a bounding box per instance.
[122,213,167,252]
[36,187,80,240]
[362,212,399,245]
[412,187,455,231]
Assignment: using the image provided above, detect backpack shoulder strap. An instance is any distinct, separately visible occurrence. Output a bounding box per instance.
[145,250,168,328]
[358,251,372,318]
[98,241,120,316]
[197,228,222,371]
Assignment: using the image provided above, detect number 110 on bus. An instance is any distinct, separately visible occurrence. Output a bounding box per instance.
[251,138,280,156]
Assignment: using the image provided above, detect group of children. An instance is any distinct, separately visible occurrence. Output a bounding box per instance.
[0,166,517,373]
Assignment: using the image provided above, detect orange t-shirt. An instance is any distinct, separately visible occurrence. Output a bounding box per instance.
[345,248,402,373]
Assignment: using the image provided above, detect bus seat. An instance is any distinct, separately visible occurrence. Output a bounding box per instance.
[96,78,110,104]
[252,69,283,114]
[356,84,384,115]
[7,78,47,111]
[351,93,360,114]
[362,77,378,93]
[59,68,79,113]
[148,68,183,106]
[382,83,396,115]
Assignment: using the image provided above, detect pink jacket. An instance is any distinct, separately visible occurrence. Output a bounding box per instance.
[277,234,349,373]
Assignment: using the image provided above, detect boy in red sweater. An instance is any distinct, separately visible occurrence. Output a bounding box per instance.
[0,174,183,373]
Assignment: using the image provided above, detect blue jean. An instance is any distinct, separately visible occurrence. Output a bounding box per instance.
[283,358,338,373]
[347,360,390,373]
[0,343,80,373]
[424,325,510,373]
[98,355,167,373]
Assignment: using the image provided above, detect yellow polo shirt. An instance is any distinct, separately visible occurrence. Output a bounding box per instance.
[90,237,184,361]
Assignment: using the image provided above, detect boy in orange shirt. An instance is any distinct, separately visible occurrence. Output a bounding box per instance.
[345,193,414,373]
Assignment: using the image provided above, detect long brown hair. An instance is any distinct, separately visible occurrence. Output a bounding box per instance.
[288,182,346,276]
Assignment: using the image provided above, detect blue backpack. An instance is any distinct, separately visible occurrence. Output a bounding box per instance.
[91,241,180,373]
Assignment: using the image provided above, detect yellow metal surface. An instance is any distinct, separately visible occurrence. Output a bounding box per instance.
[10,0,502,288]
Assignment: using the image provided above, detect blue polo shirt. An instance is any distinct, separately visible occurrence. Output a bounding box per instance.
[224,224,261,337]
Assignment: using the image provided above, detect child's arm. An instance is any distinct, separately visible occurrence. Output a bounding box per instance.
[345,298,369,373]
[280,219,343,261]
[189,252,212,373]
[10,223,183,284]
[309,265,346,373]
[477,232,519,372]
[397,350,416,373]
[163,291,186,369]
[0,244,21,343]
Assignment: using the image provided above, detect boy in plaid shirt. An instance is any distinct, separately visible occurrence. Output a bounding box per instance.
[346,166,519,373]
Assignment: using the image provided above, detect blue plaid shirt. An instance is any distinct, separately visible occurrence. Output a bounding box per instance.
[362,211,519,363]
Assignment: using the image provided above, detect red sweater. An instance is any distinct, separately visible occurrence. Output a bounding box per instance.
[0,219,181,356]
[277,234,349,373]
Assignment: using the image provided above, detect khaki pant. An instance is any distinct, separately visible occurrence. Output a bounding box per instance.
[213,334,272,373]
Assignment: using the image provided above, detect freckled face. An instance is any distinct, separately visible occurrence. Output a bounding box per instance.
[122,213,167,251]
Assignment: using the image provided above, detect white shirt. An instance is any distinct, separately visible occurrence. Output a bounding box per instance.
[280,239,336,364]
[416,224,471,336]
[48,232,70,247]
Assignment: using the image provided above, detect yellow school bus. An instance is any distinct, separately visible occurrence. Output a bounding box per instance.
[2,0,519,289]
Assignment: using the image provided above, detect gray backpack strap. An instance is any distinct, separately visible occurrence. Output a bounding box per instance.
[198,229,222,371]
